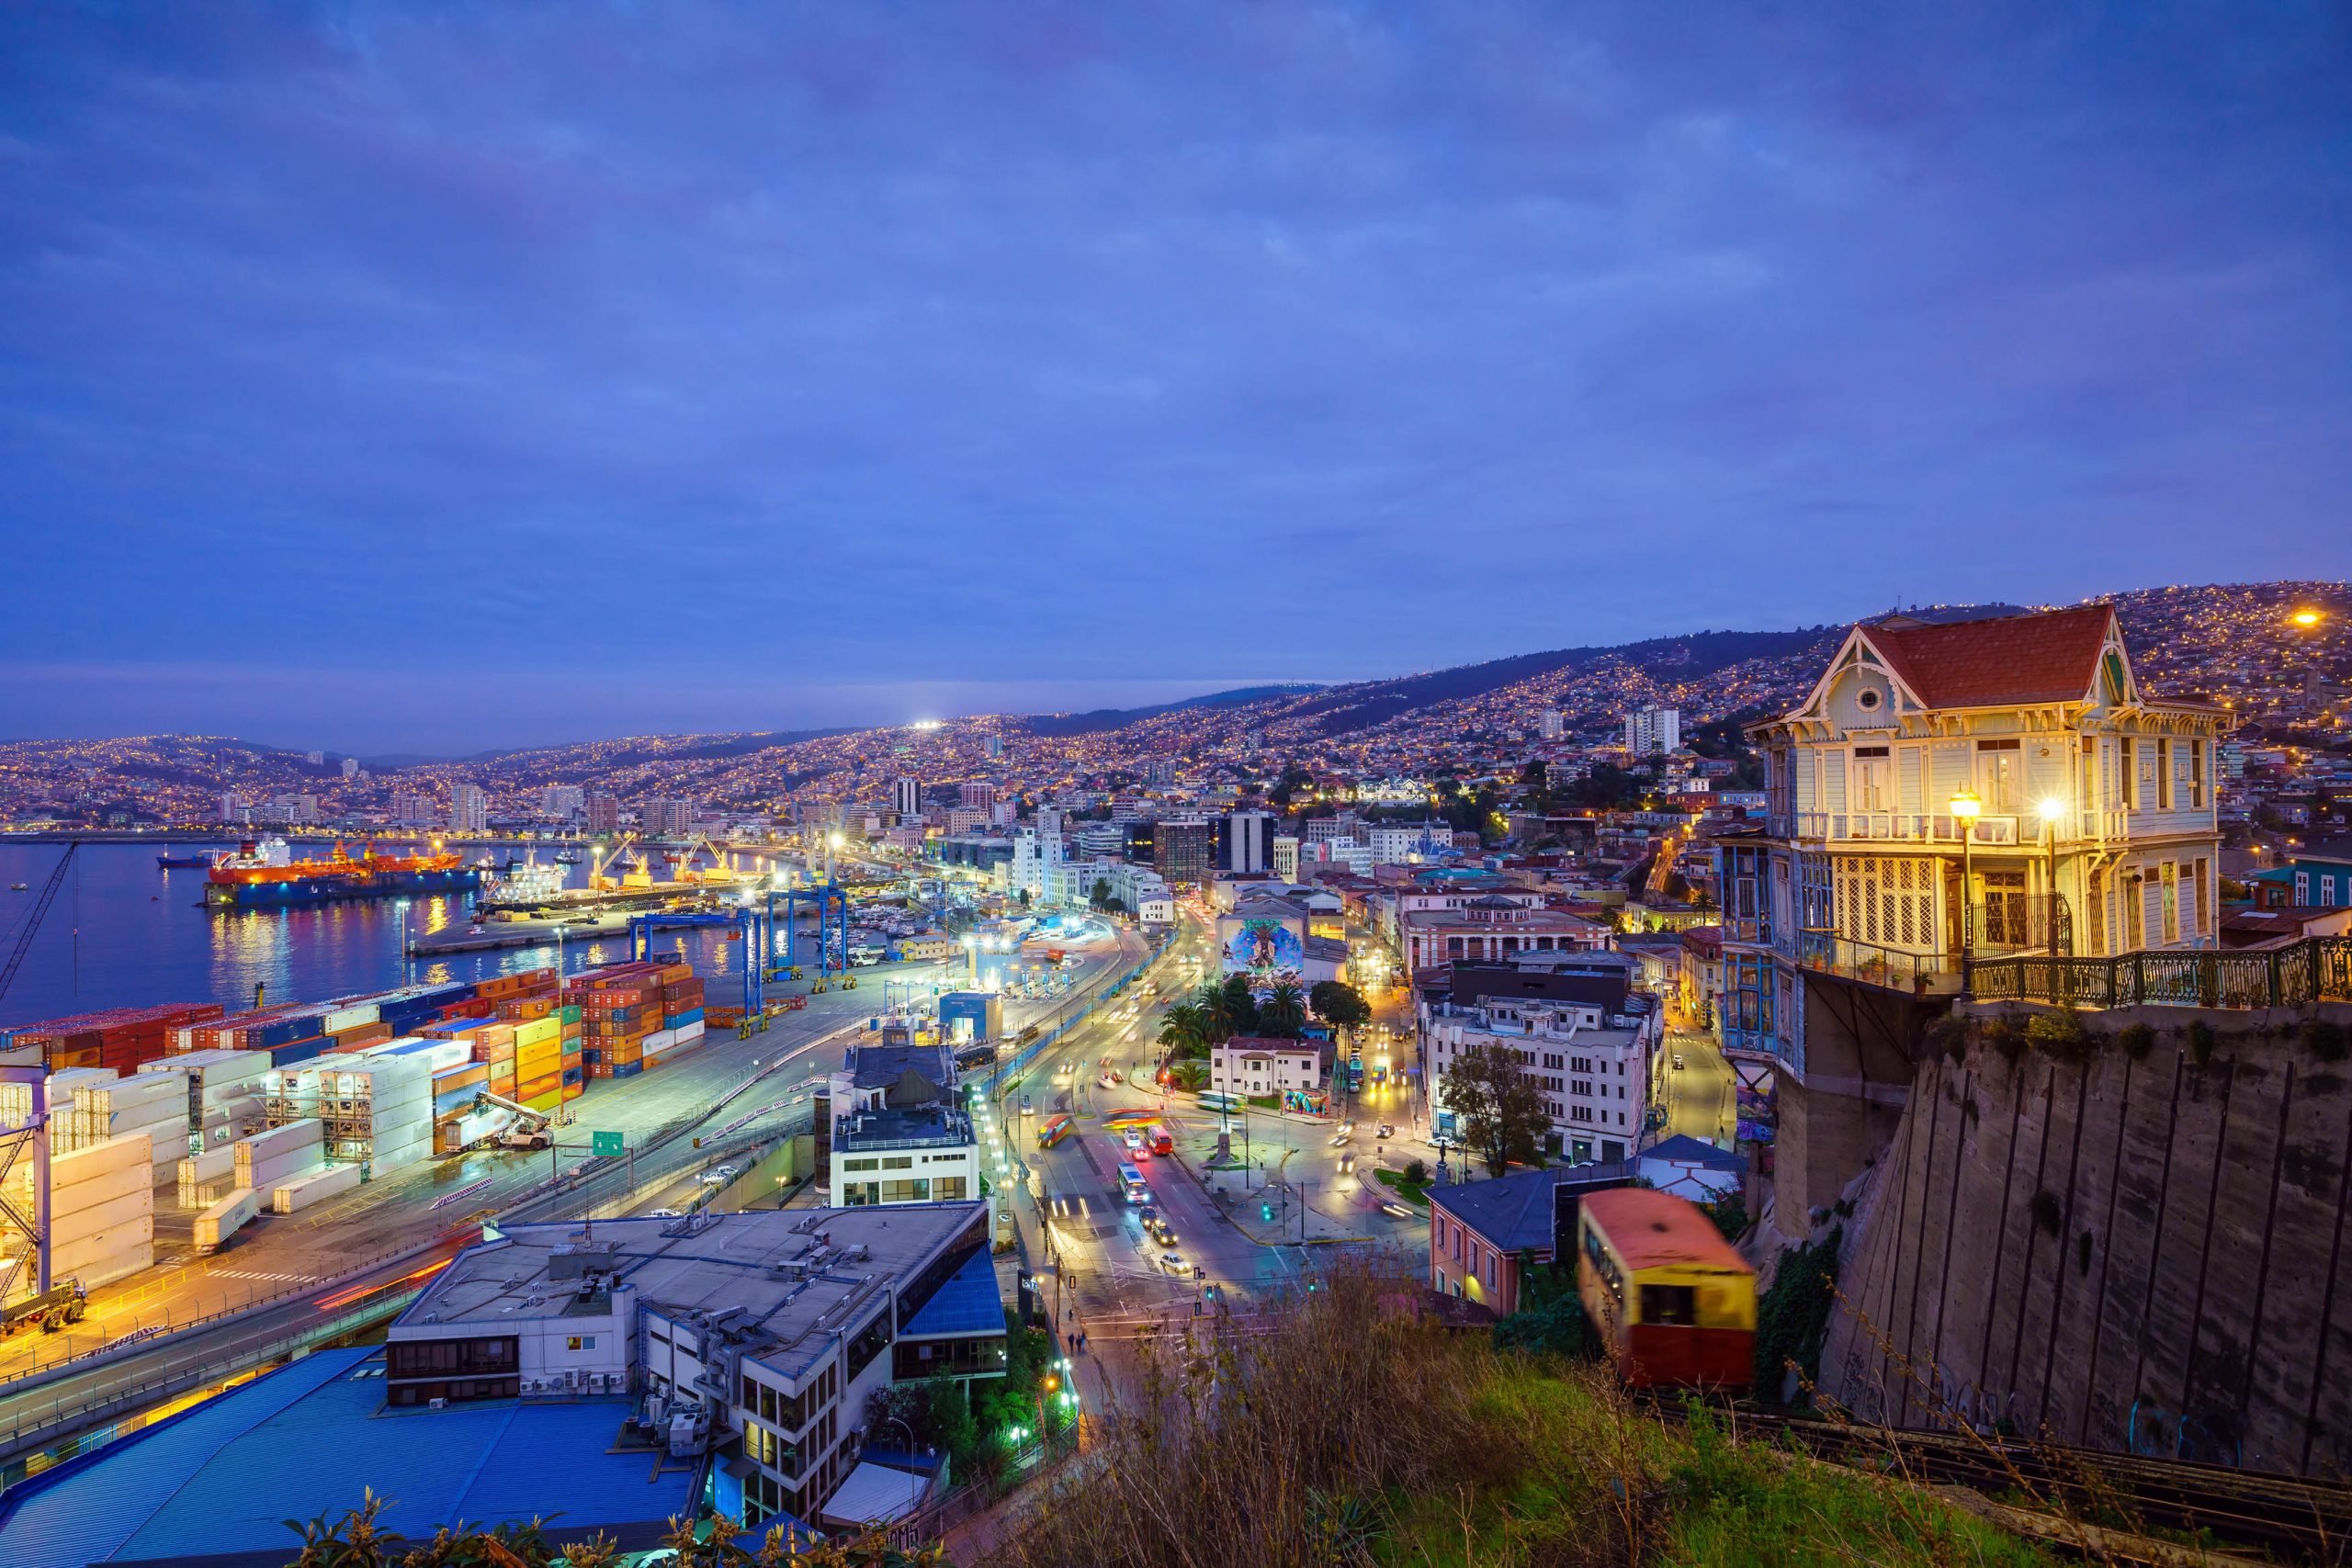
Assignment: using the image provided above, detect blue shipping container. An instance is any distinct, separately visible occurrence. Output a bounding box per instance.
[613,1061,643,1078]
[269,1039,325,1067]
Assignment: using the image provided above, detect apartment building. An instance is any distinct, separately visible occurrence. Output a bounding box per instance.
[1421,991,1657,1163]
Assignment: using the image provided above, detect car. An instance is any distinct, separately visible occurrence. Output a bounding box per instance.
[1123,1128,1145,1151]
[1137,1204,1159,1225]
[1673,1052,1686,1071]
[649,1206,684,1218]
[1020,1096,1033,1114]
[1100,1071,1123,1089]
[1157,1252,1193,1275]
[1152,1224,1178,1247]
[698,1170,728,1185]
[1376,1123,1396,1139]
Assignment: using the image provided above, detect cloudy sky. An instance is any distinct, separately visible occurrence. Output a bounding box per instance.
[3,2,2346,752]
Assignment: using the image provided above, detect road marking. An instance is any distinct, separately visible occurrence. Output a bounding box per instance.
[208,1269,320,1282]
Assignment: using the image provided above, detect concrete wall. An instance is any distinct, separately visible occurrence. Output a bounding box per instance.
[1820,1003,2352,1475]
[1771,972,1931,1237]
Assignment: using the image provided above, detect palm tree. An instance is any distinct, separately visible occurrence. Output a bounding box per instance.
[1193,981,1238,1044]
[1259,979,1306,1038]
[1158,1002,1209,1062]
[1218,973,1261,1036]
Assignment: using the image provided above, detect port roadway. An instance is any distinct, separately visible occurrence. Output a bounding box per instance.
[0,926,1148,1462]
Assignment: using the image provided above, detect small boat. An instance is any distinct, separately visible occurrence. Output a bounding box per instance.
[157,852,215,869]
[553,850,581,865]
[8,883,26,892]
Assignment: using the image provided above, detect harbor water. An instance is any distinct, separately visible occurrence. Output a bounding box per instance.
[0,841,775,1030]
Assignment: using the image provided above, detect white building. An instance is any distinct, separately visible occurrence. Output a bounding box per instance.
[1136,889,1176,925]
[1367,821,1452,866]
[1210,1038,1321,1098]
[645,797,695,836]
[339,756,360,779]
[1227,809,1275,874]
[1422,994,1656,1165]
[540,784,585,818]
[1272,834,1299,882]
[893,776,922,819]
[449,784,489,834]
[217,792,246,826]
[1539,709,1565,741]
[1625,705,1681,757]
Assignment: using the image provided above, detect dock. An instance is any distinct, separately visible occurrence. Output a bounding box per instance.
[406,912,638,957]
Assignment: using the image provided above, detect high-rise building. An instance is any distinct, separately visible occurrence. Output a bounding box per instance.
[390,789,433,825]
[1624,705,1681,757]
[646,798,695,836]
[1153,818,1215,888]
[586,792,620,835]
[449,784,489,834]
[959,782,997,811]
[218,792,246,826]
[1035,807,1066,842]
[893,776,922,819]
[339,756,360,779]
[1539,709,1565,741]
[541,784,585,818]
[1226,809,1275,874]
[268,793,322,826]
[984,734,1004,760]
[1272,834,1299,882]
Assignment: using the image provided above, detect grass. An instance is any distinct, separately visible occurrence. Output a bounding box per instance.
[979,1259,2064,1568]
[1245,1094,1280,1110]
[1372,1168,1430,1206]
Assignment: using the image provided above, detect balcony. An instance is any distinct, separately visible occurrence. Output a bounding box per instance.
[1796,930,1962,995]
[1781,811,2021,847]
[1719,1022,1781,1058]
[1719,915,1770,945]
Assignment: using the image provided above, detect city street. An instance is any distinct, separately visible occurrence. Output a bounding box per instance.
[1656,1026,1738,1146]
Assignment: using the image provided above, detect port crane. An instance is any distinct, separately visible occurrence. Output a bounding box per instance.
[589,832,648,891]
[0,842,77,1009]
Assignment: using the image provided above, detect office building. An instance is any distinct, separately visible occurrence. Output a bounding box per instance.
[1226,809,1275,874]
[217,792,245,826]
[893,776,922,819]
[269,792,322,827]
[449,784,488,834]
[1272,834,1299,881]
[959,782,997,812]
[586,791,621,835]
[984,734,1004,760]
[1624,705,1681,757]
[541,784,585,818]
[1153,817,1215,887]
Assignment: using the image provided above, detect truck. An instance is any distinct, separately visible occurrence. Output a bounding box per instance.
[0,1280,87,1337]
[195,1187,261,1254]
[472,1090,556,1151]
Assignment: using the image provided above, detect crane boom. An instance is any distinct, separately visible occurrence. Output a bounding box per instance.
[0,843,76,1006]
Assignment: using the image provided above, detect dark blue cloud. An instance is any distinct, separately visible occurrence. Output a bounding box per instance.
[2,1,2346,750]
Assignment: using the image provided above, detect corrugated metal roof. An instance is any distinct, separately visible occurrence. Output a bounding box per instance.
[0,1348,696,1568]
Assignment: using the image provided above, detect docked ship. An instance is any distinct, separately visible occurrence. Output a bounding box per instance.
[156,851,215,869]
[204,838,481,909]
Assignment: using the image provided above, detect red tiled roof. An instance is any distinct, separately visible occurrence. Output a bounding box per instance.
[1862,604,2114,709]
[1582,1187,1752,1274]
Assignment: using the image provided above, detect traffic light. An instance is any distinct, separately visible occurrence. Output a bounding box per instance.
[1261,1201,1273,1222]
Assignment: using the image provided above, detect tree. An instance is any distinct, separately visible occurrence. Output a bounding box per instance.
[1442,1043,1550,1176]
[1090,876,1113,909]
[1491,1258,1593,1359]
[1193,981,1240,1045]
[1159,1002,1210,1061]
[1170,1060,1209,1091]
[1258,979,1306,1038]
[1308,980,1371,1033]
[1217,974,1261,1036]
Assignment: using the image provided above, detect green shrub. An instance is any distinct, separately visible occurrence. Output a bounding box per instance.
[2026,1009,2090,1062]
[2119,1022,2156,1061]
[1924,1012,1970,1058]
[2301,1017,2350,1064]
[1403,1157,1428,1185]
[1754,1226,1841,1403]
[1983,1016,2027,1065]
[2188,1020,2217,1067]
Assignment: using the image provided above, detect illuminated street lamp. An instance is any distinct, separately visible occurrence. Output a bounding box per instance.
[2037,797,2067,953]
[1949,789,1982,964]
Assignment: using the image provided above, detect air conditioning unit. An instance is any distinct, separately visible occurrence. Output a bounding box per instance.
[428,1397,447,1410]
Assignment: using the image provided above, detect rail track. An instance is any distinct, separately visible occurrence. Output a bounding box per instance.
[1645,1397,2352,1562]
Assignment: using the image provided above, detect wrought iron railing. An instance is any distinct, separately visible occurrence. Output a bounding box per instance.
[1796,930,1958,993]
[1968,936,2352,1010]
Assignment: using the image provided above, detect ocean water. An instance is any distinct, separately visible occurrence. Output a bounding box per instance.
[0,841,766,1029]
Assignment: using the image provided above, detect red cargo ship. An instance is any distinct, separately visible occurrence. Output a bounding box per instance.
[205,838,482,909]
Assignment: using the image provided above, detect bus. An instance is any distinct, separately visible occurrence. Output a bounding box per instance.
[1116,1161,1148,1203]
[1146,1123,1174,1156]
[1037,1114,1074,1149]
[1196,1090,1242,1112]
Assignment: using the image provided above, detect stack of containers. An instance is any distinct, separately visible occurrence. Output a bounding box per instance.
[571,964,654,1079]
[512,1015,565,1112]
[234,1120,323,1195]
[642,964,707,1068]
[559,998,584,1102]
[69,1072,193,1178]
[1,1133,156,1290]
[177,1145,237,1208]
[6,1004,224,1073]
[271,1162,363,1213]
[164,1049,274,1152]
[0,1067,118,1131]
[330,1057,432,1171]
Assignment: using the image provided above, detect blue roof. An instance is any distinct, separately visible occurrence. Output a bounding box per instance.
[900,1245,1005,1339]
[1641,1134,1747,1171]
[0,1348,696,1568]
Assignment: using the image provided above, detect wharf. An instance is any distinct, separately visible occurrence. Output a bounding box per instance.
[407,912,634,956]
[473,877,762,920]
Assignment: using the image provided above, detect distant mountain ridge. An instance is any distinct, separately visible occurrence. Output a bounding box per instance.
[1023,684,1328,738]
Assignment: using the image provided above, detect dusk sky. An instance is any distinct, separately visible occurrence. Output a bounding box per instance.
[3,3,2346,754]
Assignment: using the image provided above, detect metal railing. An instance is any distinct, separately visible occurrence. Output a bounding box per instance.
[1786,811,2023,847]
[1969,936,2352,1010]
[1795,930,1959,994]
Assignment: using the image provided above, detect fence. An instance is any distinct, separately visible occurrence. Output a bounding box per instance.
[1968,935,2352,1010]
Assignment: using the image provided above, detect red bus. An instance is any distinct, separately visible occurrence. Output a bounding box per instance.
[1147,1123,1173,1156]
[1037,1113,1075,1149]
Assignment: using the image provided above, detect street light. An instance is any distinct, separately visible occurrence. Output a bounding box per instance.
[1949,789,1981,968]
[2037,797,2067,953]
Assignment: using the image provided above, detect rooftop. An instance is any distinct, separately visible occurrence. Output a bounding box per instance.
[398,1205,989,1382]
[1581,1187,1754,1275]
[1860,604,2115,710]
[835,1101,975,1150]
[1430,1160,1636,1253]
[0,1347,695,1568]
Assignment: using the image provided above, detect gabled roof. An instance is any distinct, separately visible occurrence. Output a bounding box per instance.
[1428,1160,1635,1252]
[1861,604,2116,710]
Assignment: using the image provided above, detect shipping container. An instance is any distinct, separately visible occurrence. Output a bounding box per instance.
[271,1162,363,1213]
[194,1188,261,1252]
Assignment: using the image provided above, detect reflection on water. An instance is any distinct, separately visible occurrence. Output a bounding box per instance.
[0,841,767,1028]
